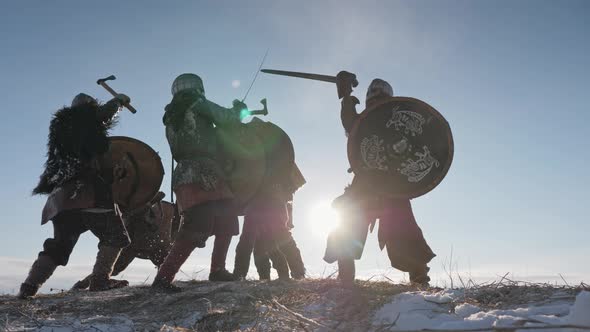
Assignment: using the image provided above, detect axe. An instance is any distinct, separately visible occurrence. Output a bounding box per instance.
[248,98,268,116]
[96,75,137,114]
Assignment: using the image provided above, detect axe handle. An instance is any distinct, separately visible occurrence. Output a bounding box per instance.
[249,110,268,116]
[98,82,137,114]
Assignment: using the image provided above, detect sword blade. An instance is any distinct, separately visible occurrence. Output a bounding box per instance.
[260,69,337,84]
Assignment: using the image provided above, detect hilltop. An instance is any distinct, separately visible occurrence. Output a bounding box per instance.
[1,278,589,331]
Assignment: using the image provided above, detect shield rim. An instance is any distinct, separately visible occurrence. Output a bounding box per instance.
[251,119,296,170]
[216,124,267,212]
[347,96,454,199]
[109,135,165,210]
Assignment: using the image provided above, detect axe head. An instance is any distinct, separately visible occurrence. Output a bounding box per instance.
[260,98,268,115]
[97,75,116,85]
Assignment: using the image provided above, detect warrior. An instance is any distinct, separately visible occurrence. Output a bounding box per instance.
[18,93,132,299]
[233,119,306,281]
[325,79,436,286]
[71,192,177,290]
[152,73,244,292]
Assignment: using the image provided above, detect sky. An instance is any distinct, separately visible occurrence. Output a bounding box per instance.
[0,0,589,294]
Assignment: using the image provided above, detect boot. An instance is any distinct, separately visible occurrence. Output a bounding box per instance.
[151,237,195,292]
[337,259,355,287]
[71,275,91,290]
[269,249,290,281]
[233,234,255,280]
[89,246,129,291]
[210,235,233,281]
[278,234,306,279]
[258,270,271,280]
[209,269,238,281]
[18,255,58,299]
[253,240,272,280]
[151,278,182,293]
[409,266,431,287]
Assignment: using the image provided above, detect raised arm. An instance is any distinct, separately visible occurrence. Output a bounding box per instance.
[96,94,130,123]
[196,100,241,127]
[340,95,360,135]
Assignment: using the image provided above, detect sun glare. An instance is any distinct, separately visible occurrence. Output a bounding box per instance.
[307,200,342,237]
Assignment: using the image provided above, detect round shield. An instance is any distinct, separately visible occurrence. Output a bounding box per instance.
[109,136,165,210]
[217,124,266,211]
[347,96,453,199]
[249,118,294,184]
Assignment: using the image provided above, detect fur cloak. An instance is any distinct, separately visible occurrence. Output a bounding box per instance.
[33,103,116,195]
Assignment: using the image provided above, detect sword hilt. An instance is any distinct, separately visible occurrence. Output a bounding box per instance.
[336,71,358,99]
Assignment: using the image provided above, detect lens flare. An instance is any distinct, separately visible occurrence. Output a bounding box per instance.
[308,200,341,237]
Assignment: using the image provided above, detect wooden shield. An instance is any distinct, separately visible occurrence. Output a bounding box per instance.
[347,97,453,199]
[249,118,294,182]
[110,136,165,210]
[250,118,307,194]
[217,124,266,211]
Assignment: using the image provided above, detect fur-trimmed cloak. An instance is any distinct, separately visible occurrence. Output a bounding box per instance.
[33,103,116,195]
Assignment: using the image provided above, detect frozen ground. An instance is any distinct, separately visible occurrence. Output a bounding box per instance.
[0,278,588,331]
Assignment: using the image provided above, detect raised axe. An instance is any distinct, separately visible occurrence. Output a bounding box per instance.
[96,75,137,114]
[249,98,268,116]
[234,98,268,119]
[260,69,358,99]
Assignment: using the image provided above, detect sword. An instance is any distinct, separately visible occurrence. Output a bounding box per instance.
[261,68,358,99]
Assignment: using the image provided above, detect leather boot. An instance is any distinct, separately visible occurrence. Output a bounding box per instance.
[278,234,305,279]
[338,259,355,287]
[151,237,195,292]
[89,246,129,291]
[409,266,431,287]
[209,269,238,281]
[210,235,232,279]
[269,249,290,281]
[18,255,57,299]
[71,274,92,290]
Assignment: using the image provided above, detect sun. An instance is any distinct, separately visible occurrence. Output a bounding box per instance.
[307,200,342,237]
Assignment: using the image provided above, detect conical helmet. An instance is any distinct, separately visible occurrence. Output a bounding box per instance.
[71,93,98,107]
[366,79,393,107]
[171,73,204,96]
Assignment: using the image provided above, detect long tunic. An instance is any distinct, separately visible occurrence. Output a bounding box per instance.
[164,96,240,212]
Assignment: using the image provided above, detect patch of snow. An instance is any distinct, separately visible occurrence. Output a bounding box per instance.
[373,290,588,331]
[423,289,461,304]
[565,291,590,327]
[454,303,480,318]
[35,315,135,332]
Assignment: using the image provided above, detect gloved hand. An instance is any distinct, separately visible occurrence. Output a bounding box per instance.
[232,99,247,111]
[115,93,131,106]
[232,99,249,120]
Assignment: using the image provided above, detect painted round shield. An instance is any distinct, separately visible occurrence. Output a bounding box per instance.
[217,124,266,211]
[347,97,453,199]
[109,136,165,210]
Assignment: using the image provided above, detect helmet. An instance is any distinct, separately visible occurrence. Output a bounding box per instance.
[171,73,204,96]
[366,79,393,106]
[71,93,98,107]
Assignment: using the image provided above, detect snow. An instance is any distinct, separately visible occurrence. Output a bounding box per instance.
[373,290,590,331]
[566,290,590,326]
[2,280,588,331]
[31,316,135,332]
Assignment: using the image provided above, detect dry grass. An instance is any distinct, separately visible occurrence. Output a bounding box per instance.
[0,277,587,331]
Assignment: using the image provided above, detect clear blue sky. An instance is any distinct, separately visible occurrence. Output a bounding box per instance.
[1,1,589,293]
